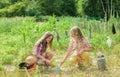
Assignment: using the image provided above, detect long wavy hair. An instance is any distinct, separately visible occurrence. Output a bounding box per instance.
[70,26,84,45]
[34,32,54,49]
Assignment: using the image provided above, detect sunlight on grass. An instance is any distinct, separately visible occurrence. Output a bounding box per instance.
[0,16,120,77]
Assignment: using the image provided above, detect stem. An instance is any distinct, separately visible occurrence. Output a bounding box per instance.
[100,0,107,21]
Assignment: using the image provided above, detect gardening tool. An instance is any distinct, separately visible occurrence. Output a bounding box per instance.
[55,66,61,72]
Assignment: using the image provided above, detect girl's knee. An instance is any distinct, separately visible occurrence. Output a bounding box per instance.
[46,52,54,60]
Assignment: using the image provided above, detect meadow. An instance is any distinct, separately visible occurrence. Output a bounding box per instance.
[0,16,120,77]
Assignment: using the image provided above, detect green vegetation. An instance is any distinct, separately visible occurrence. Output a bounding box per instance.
[0,0,120,77]
[0,16,120,77]
[0,0,120,19]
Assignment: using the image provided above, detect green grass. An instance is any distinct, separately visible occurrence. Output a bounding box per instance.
[0,16,120,77]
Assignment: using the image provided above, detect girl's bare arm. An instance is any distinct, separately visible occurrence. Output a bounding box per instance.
[83,38,92,52]
[60,40,73,66]
[35,54,45,59]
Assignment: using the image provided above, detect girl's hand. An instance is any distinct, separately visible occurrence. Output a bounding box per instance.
[43,59,50,65]
[77,49,83,56]
[79,50,83,55]
[43,58,49,62]
[60,60,64,67]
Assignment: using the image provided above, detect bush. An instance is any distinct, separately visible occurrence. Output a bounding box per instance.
[0,1,28,17]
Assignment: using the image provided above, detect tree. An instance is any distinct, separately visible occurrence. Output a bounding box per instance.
[37,0,77,16]
[84,0,104,18]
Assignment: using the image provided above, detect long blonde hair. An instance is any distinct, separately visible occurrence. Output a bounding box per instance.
[34,32,54,49]
[70,26,84,45]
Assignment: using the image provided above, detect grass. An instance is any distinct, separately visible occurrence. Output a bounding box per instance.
[0,62,120,77]
[0,16,120,77]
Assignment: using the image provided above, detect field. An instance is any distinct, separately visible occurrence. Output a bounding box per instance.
[0,16,120,77]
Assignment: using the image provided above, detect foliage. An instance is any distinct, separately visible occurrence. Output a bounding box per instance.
[0,0,28,17]
[36,0,77,16]
[0,16,120,65]
[0,16,120,76]
[113,43,120,57]
[0,0,22,9]
[0,0,120,18]
[77,0,88,16]
[84,0,104,18]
